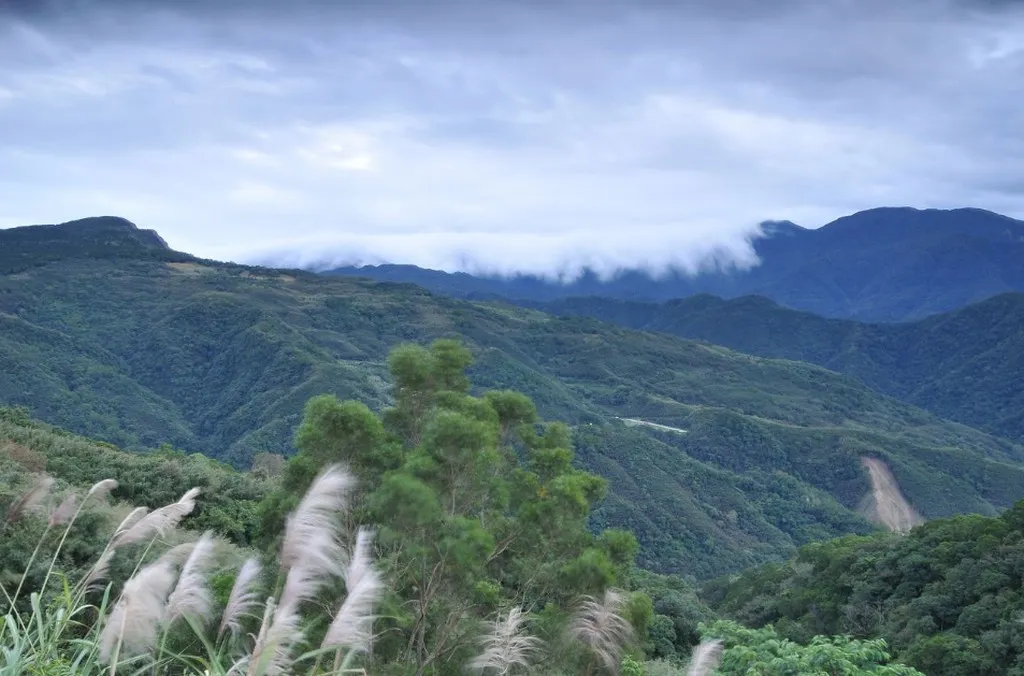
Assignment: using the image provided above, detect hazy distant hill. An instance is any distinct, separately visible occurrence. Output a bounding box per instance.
[530,292,1024,445]
[4,216,1024,577]
[325,207,1024,322]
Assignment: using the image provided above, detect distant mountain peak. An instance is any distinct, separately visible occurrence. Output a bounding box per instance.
[0,215,180,274]
[759,220,807,237]
[56,215,171,249]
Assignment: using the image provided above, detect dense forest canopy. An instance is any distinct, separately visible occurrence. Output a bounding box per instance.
[4,230,1024,582]
[0,338,946,675]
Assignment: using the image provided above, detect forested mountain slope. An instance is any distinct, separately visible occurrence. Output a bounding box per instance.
[325,207,1024,322]
[531,292,1024,445]
[703,501,1024,675]
[4,218,1024,578]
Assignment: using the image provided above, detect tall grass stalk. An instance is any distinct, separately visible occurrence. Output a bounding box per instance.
[2,465,386,675]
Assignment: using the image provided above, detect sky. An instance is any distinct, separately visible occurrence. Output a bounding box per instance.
[2,0,1024,277]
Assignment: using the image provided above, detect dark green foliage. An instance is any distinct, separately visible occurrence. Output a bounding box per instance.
[4,224,1024,578]
[259,339,654,673]
[703,502,1024,675]
[701,619,925,674]
[533,291,1024,446]
[0,408,270,546]
[0,216,184,274]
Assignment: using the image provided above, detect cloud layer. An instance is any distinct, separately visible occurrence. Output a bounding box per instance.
[2,0,1024,276]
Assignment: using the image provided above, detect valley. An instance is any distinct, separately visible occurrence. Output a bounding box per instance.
[4,213,1024,674]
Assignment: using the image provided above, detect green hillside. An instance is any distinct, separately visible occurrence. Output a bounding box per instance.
[4,219,1024,578]
[702,501,1024,675]
[534,293,1024,445]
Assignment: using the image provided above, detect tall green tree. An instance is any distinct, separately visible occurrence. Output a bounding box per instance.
[258,339,648,674]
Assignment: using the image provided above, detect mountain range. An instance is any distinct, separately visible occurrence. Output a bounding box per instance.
[524,292,1024,445]
[4,213,1024,580]
[326,206,1024,322]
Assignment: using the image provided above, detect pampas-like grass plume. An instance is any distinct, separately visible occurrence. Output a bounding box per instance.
[4,474,55,525]
[88,478,119,497]
[98,548,182,663]
[49,494,78,526]
[277,465,354,612]
[247,465,355,675]
[321,527,384,654]
[468,607,544,675]
[246,598,302,676]
[280,465,353,577]
[165,531,218,627]
[567,588,635,675]
[685,638,724,676]
[219,557,263,640]
[117,487,202,545]
[83,507,151,592]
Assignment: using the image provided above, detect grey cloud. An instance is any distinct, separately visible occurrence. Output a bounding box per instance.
[2,0,1024,276]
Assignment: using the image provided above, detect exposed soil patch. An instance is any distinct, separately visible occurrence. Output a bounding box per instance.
[165,262,211,275]
[860,456,923,534]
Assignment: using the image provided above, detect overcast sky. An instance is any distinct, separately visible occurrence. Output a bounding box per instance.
[2,0,1024,276]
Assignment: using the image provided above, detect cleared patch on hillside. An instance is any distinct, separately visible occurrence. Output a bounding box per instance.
[166,262,211,275]
[860,456,924,534]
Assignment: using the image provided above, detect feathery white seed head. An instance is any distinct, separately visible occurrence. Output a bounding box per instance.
[219,557,263,640]
[567,588,635,674]
[98,550,181,663]
[468,607,544,675]
[249,597,302,676]
[280,465,353,575]
[88,478,119,498]
[117,487,202,545]
[322,527,384,654]
[5,474,55,523]
[49,494,78,526]
[685,638,724,676]
[165,531,218,627]
[277,465,354,615]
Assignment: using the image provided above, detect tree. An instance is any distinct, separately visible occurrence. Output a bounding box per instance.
[257,339,647,674]
[702,620,925,675]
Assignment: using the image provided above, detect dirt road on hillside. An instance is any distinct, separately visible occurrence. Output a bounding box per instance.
[860,457,923,534]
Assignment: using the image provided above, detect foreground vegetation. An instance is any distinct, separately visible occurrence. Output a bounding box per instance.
[4,221,1024,579]
[3,339,937,674]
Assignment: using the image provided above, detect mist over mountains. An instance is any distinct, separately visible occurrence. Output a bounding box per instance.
[325,206,1024,322]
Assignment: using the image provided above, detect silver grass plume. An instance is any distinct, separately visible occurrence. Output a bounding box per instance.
[219,557,263,640]
[117,487,202,545]
[277,465,354,611]
[247,465,355,675]
[112,506,150,542]
[685,639,724,676]
[165,531,218,627]
[4,474,55,524]
[88,478,119,497]
[246,597,302,676]
[321,527,384,654]
[49,494,78,526]
[567,588,635,675]
[98,548,182,663]
[468,607,544,675]
[83,506,151,591]
[279,465,353,577]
